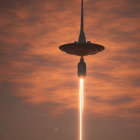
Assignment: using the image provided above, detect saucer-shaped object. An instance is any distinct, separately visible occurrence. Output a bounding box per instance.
[59,43,105,56]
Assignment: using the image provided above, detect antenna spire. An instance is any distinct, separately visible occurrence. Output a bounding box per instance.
[78,0,86,43]
[81,0,84,31]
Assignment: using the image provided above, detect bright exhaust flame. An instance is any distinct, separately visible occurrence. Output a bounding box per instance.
[79,78,84,140]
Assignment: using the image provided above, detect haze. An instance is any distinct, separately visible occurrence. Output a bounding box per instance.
[0,0,140,140]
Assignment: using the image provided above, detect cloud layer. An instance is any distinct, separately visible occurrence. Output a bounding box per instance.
[0,0,140,119]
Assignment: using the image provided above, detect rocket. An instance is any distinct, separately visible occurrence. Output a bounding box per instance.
[78,56,86,78]
[59,0,105,78]
[77,0,86,78]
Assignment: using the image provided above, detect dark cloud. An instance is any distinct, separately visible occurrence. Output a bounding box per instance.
[129,106,140,114]
[87,95,133,105]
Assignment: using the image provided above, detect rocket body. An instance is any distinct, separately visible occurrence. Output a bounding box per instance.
[78,57,86,78]
[59,0,104,78]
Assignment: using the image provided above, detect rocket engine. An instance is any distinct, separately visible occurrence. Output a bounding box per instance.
[78,56,86,78]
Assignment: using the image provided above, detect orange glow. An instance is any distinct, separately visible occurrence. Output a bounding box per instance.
[79,78,84,140]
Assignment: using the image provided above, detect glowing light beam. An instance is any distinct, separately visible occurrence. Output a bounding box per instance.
[79,78,84,140]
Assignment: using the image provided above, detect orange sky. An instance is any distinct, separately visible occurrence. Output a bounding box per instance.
[0,0,140,139]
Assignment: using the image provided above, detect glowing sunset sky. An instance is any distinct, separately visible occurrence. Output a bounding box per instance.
[0,0,140,140]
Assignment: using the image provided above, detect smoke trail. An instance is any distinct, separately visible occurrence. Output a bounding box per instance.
[79,78,84,140]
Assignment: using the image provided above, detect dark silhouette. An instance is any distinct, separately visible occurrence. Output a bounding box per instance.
[59,0,105,78]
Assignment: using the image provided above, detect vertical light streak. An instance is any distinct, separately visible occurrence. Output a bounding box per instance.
[79,78,84,140]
